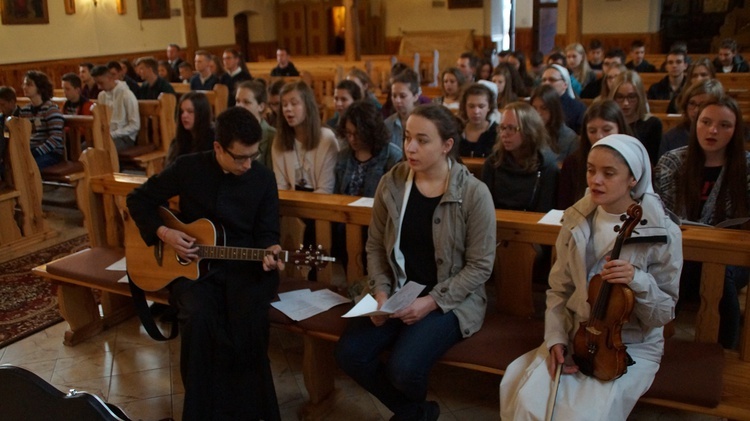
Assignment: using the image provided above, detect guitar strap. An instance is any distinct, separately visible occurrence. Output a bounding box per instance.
[127,272,179,341]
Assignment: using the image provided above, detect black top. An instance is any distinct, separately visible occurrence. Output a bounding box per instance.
[580,78,603,99]
[647,75,685,101]
[227,70,253,107]
[700,166,723,212]
[138,77,176,100]
[559,94,586,134]
[459,122,498,158]
[271,62,300,77]
[190,74,218,91]
[626,60,657,73]
[400,185,441,294]
[630,117,663,167]
[482,150,559,212]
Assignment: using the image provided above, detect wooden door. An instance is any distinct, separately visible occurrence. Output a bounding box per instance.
[278,2,308,55]
[306,4,330,55]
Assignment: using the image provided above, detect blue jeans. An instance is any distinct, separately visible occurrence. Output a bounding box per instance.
[335,310,462,419]
[34,152,61,170]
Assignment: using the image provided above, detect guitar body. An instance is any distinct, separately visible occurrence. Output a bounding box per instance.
[125,207,223,291]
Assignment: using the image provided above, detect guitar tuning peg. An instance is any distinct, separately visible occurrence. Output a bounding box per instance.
[317,244,323,251]
[299,243,304,250]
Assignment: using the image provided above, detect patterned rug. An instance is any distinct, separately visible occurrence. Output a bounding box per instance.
[0,236,89,349]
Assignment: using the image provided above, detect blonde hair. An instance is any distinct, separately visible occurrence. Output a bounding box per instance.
[565,43,593,87]
[609,70,648,121]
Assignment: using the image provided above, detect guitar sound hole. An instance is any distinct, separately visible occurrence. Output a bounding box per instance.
[175,254,191,266]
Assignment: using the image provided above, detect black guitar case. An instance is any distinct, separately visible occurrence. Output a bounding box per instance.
[0,365,131,421]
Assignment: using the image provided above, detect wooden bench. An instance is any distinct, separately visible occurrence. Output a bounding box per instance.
[0,117,58,261]
[32,158,750,418]
[116,94,176,176]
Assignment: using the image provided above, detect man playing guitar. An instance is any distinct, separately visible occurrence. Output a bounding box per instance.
[127,106,284,420]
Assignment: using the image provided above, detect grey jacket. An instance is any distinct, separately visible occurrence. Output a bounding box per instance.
[366,160,496,337]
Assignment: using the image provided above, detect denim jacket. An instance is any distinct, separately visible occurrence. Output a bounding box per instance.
[334,143,403,197]
[366,160,496,337]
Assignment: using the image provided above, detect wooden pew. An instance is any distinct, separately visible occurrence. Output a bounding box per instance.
[117,93,176,176]
[0,117,58,260]
[32,162,750,419]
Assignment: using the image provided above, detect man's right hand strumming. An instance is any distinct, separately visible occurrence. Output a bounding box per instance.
[157,225,199,261]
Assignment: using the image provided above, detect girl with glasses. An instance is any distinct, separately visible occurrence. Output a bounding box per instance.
[610,71,662,166]
[482,102,558,212]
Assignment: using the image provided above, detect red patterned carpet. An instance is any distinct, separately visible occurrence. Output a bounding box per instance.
[0,236,89,349]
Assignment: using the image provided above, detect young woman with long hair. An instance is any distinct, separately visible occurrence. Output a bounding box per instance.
[458,83,497,158]
[482,102,558,212]
[530,84,578,166]
[655,96,750,349]
[609,71,662,166]
[432,67,466,113]
[566,43,596,91]
[165,91,214,167]
[491,65,519,110]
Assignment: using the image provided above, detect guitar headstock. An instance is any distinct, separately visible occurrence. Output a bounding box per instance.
[290,244,336,270]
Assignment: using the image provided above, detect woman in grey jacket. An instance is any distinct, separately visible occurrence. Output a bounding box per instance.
[335,104,496,421]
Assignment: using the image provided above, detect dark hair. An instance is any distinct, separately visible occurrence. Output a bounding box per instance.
[589,39,603,50]
[530,50,545,67]
[157,60,177,81]
[135,57,158,73]
[459,83,497,122]
[275,81,321,151]
[269,79,286,96]
[0,86,17,102]
[494,63,524,100]
[440,67,466,97]
[209,55,226,76]
[79,62,94,70]
[720,38,738,53]
[178,62,193,71]
[460,52,479,70]
[477,58,493,80]
[491,102,548,171]
[667,48,687,62]
[195,50,211,59]
[605,48,627,63]
[62,73,82,89]
[223,48,249,74]
[90,65,109,78]
[547,52,567,67]
[335,79,363,102]
[410,104,462,159]
[670,41,688,54]
[390,62,410,78]
[571,99,632,201]
[391,68,420,95]
[347,67,374,93]
[168,92,214,165]
[337,100,391,156]
[120,59,139,81]
[106,61,122,72]
[167,43,181,50]
[237,80,268,104]
[277,47,289,54]
[531,84,566,153]
[678,96,748,223]
[24,70,53,102]
[215,106,262,148]
[631,40,646,49]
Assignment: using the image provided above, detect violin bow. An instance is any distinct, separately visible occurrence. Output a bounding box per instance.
[545,362,563,421]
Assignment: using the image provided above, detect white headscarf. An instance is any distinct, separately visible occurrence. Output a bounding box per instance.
[477,79,498,104]
[549,64,575,99]
[591,134,655,199]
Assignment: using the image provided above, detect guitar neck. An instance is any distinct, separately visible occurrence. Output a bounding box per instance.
[196,245,289,263]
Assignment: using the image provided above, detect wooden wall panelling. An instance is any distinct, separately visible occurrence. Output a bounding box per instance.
[278,2,308,55]
[306,3,330,55]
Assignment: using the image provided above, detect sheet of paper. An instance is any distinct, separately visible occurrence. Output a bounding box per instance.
[271,299,324,321]
[278,289,311,301]
[106,257,127,271]
[348,197,374,207]
[538,209,564,226]
[116,274,129,284]
[342,282,426,318]
[311,289,351,310]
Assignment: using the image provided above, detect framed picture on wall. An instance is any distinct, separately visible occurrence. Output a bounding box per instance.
[137,0,171,20]
[202,0,227,18]
[1,0,49,25]
[447,0,483,8]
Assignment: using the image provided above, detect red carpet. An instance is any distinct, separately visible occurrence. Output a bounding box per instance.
[0,236,89,349]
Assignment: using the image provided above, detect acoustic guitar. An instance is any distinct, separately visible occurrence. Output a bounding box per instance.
[125,207,334,291]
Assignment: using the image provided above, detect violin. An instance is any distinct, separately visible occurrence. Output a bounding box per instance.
[572,203,645,381]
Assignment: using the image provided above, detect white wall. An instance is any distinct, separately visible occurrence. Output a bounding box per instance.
[383,0,485,36]
[557,0,661,33]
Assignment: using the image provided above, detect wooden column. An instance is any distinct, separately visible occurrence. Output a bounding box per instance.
[182,0,199,62]
[344,0,360,61]
[566,0,582,45]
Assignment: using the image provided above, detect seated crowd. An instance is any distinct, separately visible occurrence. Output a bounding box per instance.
[4,37,750,420]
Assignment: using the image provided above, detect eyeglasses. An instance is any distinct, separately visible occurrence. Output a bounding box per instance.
[606,74,621,81]
[541,77,563,83]
[499,125,521,133]
[223,147,260,164]
[614,93,638,103]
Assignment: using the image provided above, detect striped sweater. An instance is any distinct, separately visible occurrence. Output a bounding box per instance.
[19,101,64,157]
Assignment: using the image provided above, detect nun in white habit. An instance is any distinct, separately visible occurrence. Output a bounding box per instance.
[500,134,682,420]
